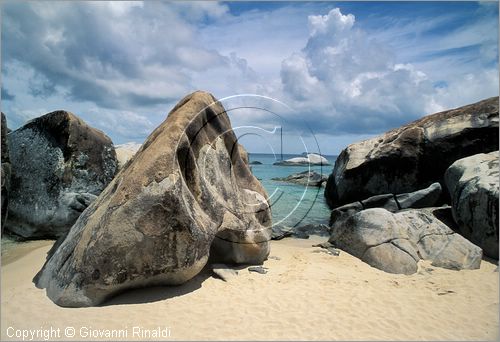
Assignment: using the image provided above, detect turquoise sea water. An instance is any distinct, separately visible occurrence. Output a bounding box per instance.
[248,153,337,227]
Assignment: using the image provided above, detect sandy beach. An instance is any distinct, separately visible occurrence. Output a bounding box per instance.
[1,236,498,341]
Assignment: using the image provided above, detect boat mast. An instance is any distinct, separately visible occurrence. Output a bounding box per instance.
[280,126,283,161]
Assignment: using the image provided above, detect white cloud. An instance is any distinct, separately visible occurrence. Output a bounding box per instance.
[1,2,497,154]
[308,8,355,36]
[1,1,232,110]
[280,53,322,101]
[107,1,144,16]
[277,7,498,136]
[278,8,437,134]
[198,5,310,79]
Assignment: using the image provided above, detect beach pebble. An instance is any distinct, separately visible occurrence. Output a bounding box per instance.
[248,266,268,274]
[211,264,238,282]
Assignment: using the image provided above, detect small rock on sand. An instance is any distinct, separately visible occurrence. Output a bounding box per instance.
[211,264,239,282]
[248,266,268,274]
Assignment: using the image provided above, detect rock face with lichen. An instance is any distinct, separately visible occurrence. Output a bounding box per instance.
[5,111,117,238]
[325,97,499,208]
[34,91,272,307]
[445,151,499,259]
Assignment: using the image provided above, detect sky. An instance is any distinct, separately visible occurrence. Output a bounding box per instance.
[1,1,498,155]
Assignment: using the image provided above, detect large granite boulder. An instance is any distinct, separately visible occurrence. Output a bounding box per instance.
[5,111,118,238]
[329,208,482,274]
[34,91,272,307]
[445,151,499,259]
[1,112,11,231]
[325,97,499,208]
[330,183,442,227]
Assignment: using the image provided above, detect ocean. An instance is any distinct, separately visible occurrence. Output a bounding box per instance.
[248,153,336,228]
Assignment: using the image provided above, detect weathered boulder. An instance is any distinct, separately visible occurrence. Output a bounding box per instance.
[329,208,482,274]
[445,151,499,259]
[272,170,328,187]
[115,142,141,170]
[1,112,11,231]
[5,111,117,238]
[325,97,499,208]
[34,91,272,307]
[273,153,330,166]
[330,183,442,227]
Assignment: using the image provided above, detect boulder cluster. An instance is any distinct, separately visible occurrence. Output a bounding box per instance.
[1,92,497,306]
[325,97,499,272]
[2,92,271,307]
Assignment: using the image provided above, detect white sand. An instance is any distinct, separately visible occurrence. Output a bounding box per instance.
[1,236,498,341]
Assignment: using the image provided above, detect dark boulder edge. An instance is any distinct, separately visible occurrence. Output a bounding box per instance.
[5,110,118,239]
[325,97,499,208]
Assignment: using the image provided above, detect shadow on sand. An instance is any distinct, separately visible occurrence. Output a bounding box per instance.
[100,267,213,306]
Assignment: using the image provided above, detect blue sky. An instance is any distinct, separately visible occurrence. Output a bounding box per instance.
[1,1,498,155]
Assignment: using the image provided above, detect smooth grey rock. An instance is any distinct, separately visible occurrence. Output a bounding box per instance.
[399,209,481,270]
[6,111,117,238]
[329,202,363,227]
[329,183,442,228]
[329,208,482,274]
[34,91,272,307]
[211,264,238,282]
[271,225,294,240]
[445,151,499,259]
[293,230,310,239]
[248,266,268,274]
[361,194,399,212]
[325,97,499,208]
[396,182,442,209]
[272,170,327,187]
